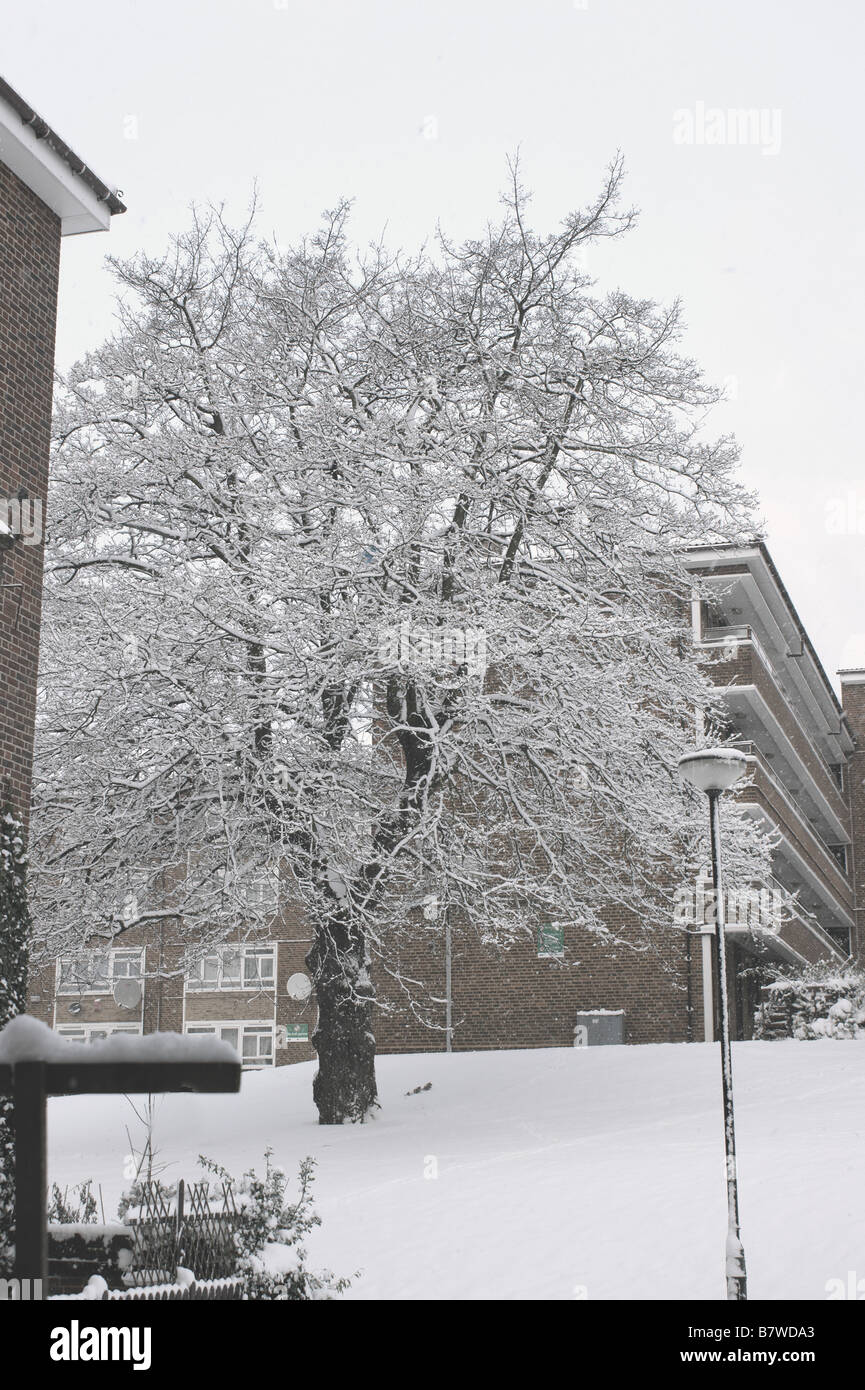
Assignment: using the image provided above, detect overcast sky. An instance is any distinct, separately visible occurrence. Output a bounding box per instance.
[4,0,864,685]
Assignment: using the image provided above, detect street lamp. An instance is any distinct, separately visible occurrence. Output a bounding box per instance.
[678,747,749,1301]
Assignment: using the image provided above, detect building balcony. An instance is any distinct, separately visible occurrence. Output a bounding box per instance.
[698,627,851,843]
[732,742,855,933]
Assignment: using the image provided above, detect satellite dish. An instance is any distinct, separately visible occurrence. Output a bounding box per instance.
[286,973,312,1002]
[113,978,142,1009]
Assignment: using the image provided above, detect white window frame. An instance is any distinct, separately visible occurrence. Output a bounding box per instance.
[185,1021,275,1068]
[185,945,276,993]
[243,868,280,910]
[56,948,145,996]
[55,1023,143,1044]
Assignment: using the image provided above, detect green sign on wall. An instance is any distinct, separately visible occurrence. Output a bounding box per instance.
[285,1023,309,1042]
[538,923,564,957]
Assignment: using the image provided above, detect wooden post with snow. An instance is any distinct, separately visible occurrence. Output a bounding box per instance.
[0,1019,241,1289]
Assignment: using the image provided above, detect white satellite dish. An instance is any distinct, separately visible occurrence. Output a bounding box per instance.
[113,978,142,1009]
[286,972,312,1002]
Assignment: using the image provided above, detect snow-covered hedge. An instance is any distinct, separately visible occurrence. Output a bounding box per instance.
[754,963,865,1040]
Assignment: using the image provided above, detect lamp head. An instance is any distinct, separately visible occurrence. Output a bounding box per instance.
[678,748,749,795]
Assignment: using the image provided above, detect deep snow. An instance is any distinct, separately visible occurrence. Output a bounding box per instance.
[43,1041,865,1300]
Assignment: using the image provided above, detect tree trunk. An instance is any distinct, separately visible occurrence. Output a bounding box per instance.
[306,919,378,1125]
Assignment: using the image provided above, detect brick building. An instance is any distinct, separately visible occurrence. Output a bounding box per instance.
[28,538,865,1066]
[375,541,863,1054]
[0,75,124,825]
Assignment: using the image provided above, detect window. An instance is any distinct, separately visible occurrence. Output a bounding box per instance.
[538,923,564,958]
[55,1023,142,1044]
[186,1022,275,1068]
[243,947,275,989]
[111,950,143,981]
[243,869,280,910]
[241,1026,274,1066]
[56,949,144,996]
[186,945,276,992]
[218,866,280,911]
[829,844,849,875]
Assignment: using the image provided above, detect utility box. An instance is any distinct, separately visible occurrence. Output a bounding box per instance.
[574,1010,625,1046]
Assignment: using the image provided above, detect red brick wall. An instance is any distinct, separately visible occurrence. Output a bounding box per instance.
[373,907,702,1052]
[0,159,61,826]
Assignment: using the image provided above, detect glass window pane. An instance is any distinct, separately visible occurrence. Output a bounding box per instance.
[113,951,141,980]
[243,950,274,987]
[222,953,242,987]
[89,952,111,990]
[202,956,220,984]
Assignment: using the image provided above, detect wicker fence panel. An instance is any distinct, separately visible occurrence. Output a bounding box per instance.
[125,1179,240,1285]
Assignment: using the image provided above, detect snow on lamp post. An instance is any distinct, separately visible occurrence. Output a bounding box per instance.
[678,747,749,1302]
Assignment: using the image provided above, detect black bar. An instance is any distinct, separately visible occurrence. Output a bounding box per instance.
[0,1061,241,1096]
[13,1060,47,1287]
[41,1060,242,1096]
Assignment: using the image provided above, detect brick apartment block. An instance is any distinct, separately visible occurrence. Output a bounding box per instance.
[0,76,123,825]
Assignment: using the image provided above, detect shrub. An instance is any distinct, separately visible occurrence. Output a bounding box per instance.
[48,1180,98,1225]
[754,961,865,1040]
[198,1150,350,1300]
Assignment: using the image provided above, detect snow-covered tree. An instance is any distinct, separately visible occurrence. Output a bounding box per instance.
[32,160,778,1122]
[0,806,30,1270]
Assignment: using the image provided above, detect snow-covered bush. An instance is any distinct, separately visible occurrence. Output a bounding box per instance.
[754,962,865,1040]
[198,1150,350,1300]
[48,1179,98,1225]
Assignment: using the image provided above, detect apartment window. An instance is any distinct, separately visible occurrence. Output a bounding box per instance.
[186,1022,275,1068]
[701,600,729,631]
[57,949,144,996]
[243,947,275,988]
[538,922,564,958]
[186,945,276,992]
[55,1023,143,1044]
[829,844,849,875]
[243,869,280,910]
[112,950,143,981]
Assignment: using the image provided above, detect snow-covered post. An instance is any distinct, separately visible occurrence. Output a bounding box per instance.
[0,1019,242,1289]
[679,749,749,1301]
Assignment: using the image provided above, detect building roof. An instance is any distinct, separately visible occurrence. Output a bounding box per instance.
[0,75,126,234]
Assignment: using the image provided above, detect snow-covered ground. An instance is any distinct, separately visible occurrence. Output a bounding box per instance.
[44,1041,865,1300]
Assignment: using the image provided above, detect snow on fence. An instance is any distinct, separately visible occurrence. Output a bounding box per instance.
[51,1273,244,1302]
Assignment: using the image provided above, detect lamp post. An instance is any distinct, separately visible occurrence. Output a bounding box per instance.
[678,747,749,1301]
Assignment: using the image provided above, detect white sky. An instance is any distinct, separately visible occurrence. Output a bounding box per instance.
[4,0,864,685]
